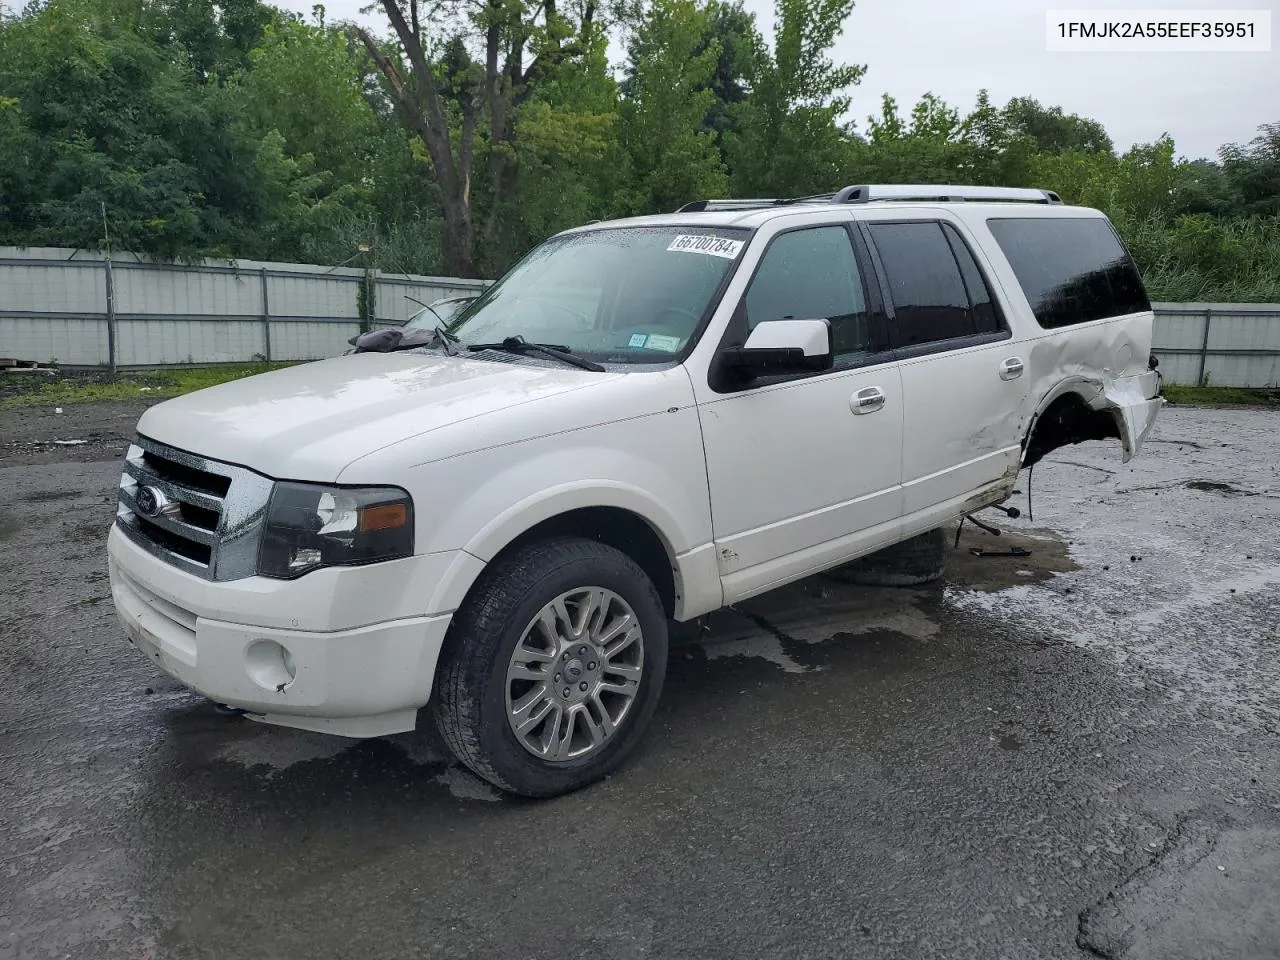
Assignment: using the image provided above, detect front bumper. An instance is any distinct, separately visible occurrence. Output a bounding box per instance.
[108,525,456,737]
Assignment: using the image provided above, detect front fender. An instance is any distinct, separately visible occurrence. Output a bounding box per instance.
[463,479,691,563]
[404,407,716,617]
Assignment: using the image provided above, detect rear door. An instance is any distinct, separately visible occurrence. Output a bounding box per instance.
[860,216,1029,520]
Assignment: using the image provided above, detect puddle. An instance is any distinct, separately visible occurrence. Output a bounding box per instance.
[998,733,1022,752]
[214,729,353,775]
[704,630,813,674]
[433,767,502,802]
[944,523,1077,592]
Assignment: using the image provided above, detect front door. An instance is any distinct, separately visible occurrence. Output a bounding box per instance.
[694,223,904,604]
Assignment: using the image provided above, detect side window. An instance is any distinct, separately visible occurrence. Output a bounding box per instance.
[744,226,872,357]
[867,221,981,348]
[986,216,1151,328]
[942,223,1000,335]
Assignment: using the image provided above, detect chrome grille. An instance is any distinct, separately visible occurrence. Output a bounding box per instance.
[115,435,274,581]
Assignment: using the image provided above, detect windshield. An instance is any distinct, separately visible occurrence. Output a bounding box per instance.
[444,226,750,362]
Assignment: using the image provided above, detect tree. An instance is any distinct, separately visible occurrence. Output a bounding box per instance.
[1003,96,1113,155]
[695,0,753,146]
[1221,123,1280,216]
[236,18,378,186]
[355,0,600,277]
[507,38,622,265]
[134,0,276,82]
[0,0,222,256]
[725,0,864,196]
[617,0,728,215]
[623,0,752,154]
[0,0,388,263]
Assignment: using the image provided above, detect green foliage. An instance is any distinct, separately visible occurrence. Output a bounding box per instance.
[617,0,728,215]
[1119,214,1280,302]
[0,362,300,409]
[1161,384,1280,407]
[1220,123,1280,216]
[0,0,1276,301]
[1002,97,1113,155]
[726,0,865,196]
[0,0,425,266]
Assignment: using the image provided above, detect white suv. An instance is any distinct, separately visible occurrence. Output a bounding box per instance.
[107,184,1163,796]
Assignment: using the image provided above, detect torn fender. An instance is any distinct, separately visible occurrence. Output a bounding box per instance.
[1094,370,1164,462]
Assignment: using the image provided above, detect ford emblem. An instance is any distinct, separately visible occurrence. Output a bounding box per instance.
[134,485,170,518]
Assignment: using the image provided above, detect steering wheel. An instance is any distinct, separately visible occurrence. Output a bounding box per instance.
[536,300,592,329]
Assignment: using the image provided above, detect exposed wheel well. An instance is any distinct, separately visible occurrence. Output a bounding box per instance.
[1023,391,1121,470]
[492,507,678,618]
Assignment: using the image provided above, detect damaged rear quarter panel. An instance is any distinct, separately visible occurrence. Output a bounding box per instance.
[959,208,1163,464]
[1022,315,1162,461]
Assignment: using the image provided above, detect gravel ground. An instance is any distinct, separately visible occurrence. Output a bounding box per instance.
[1,402,1278,960]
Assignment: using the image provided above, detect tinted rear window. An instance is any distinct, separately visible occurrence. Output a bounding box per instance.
[867,221,975,347]
[986,217,1150,328]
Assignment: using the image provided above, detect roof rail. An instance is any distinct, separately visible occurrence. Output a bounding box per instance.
[676,185,1062,213]
[832,184,1062,204]
[675,198,786,212]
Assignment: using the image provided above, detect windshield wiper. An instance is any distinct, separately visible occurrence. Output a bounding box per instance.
[430,325,461,356]
[465,336,605,372]
[406,294,447,326]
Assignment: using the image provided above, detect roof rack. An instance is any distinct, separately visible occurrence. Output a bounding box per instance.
[676,198,788,212]
[675,184,1061,213]
[832,184,1062,204]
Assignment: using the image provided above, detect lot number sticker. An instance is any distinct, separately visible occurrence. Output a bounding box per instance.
[666,234,744,259]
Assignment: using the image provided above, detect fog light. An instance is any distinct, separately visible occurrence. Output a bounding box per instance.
[246,639,298,691]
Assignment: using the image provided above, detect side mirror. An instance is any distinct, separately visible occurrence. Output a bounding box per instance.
[721,319,833,378]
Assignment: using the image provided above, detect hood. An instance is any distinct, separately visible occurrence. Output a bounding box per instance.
[136,352,614,481]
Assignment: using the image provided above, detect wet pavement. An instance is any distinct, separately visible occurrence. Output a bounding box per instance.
[1,405,1278,960]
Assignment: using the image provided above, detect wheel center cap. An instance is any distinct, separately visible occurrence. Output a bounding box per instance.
[564,659,585,682]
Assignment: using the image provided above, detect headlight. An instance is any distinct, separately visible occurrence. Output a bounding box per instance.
[257,482,414,579]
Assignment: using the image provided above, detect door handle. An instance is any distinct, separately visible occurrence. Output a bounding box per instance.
[999,357,1024,381]
[851,386,886,415]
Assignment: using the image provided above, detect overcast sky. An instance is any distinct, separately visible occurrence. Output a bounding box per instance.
[278,0,1279,160]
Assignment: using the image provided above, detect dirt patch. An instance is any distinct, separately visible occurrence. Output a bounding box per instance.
[0,399,157,466]
[944,520,1078,592]
[1184,480,1255,496]
[19,489,81,503]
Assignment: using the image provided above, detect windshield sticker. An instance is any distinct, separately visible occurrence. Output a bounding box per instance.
[628,333,649,348]
[666,234,744,259]
[645,334,682,352]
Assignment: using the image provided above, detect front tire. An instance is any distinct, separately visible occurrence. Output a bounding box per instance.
[433,536,668,797]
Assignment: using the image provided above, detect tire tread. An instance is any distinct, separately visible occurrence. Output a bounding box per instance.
[432,536,666,796]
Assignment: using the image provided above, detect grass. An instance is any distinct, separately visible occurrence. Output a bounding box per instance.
[1162,384,1280,406]
[0,362,303,409]
[1122,214,1280,303]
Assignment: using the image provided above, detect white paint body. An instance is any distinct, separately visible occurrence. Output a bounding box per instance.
[108,200,1163,736]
